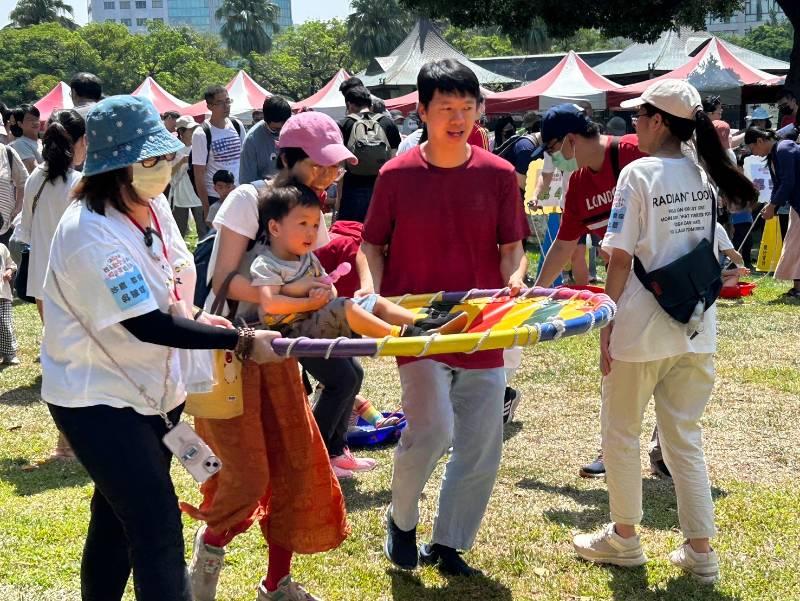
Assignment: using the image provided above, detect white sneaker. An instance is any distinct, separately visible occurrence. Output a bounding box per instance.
[573,523,648,567]
[256,575,323,601]
[669,542,719,584]
[189,525,225,601]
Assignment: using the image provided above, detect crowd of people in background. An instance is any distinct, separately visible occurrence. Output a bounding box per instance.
[0,58,797,601]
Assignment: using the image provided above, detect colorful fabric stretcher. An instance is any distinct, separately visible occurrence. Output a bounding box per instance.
[271,287,616,359]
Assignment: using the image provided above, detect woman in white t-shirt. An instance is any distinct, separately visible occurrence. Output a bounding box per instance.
[573,80,757,584]
[19,110,86,311]
[42,95,280,601]
[185,111,351,601]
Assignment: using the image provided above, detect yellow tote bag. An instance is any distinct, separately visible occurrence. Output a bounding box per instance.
[185,272,244,419]
[756,216,783,273]
[185,349,243,419]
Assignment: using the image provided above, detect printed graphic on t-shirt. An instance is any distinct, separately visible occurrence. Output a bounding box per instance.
[102,252,151,310]
[211,136,241,163]
[652,188,714,235]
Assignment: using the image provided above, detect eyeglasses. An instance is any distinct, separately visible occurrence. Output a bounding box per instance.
[310,162,346,178]
[544,137,564,155]
[140,153,176,168]
[211,98,233,106]
[632,111,650,126]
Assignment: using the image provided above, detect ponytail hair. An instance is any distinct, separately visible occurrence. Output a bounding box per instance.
[642,103,758,211]
[43,109,85,183]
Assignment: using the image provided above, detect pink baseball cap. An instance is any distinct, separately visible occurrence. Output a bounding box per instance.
[278,111,357,166]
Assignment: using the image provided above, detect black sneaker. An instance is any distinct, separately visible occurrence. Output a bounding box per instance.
[650,458,672,479]
[502,387,522,424]
[384,508,418,569]
[413,311,469,334]
[419,543,483,577]
[579,452,605,478]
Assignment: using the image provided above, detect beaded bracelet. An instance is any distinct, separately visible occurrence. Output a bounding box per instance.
[235,326,256,361]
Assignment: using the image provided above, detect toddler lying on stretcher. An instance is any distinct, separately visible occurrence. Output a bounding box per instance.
[245,180,468,340]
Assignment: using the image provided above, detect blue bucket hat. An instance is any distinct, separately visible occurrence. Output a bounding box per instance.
[749,106,770,121]
[83,95,185,176]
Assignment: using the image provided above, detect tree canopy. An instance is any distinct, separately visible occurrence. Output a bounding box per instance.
[399,0,742,43]
[249,19,365,100]
[0,22,237,106]
[7,0,77,30]
[216,0,280,57]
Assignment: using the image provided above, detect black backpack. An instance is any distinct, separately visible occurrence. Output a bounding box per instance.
[494,133,540,163]
[187,119,243,196]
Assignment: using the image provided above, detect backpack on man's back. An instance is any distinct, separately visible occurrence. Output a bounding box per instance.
[344,113,391,176]
[187,119,243,196]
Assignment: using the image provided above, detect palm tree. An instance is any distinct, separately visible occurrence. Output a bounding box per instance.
[8,0,78,29]
[215,0,280,57]
[347,0,414,61]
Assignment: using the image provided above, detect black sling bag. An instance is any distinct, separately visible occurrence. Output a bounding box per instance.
[631,169,722,335]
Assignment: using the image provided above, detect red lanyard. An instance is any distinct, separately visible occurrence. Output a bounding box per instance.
[126,207,180,300]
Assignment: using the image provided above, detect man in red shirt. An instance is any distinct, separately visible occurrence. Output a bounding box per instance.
[533,104,644,289]
[362,59,529,577]
[532,103,647,480]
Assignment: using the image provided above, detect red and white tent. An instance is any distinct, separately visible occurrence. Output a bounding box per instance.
[132,77,190,114]
[607,37,780,108]
[385,86,496,115]
[186,70,273,123]
[485,51,622,113]
[293,69,351,120]
[34,81,73,122]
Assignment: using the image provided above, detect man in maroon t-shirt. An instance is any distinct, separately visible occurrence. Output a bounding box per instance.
[533,104,644,289]
[362,59,529,577]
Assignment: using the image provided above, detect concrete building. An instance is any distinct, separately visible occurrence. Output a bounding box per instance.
[88,0,292,34]
[706,1,786,36]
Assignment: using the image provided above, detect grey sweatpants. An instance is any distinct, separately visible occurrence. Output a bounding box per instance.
[390,359,505,550]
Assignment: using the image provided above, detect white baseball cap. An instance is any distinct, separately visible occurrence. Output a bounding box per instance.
[175,115,200,130]
[620,79,702,121]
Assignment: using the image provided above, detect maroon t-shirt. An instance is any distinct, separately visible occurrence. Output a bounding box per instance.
[363,145,529,369]
[557,134,644,241]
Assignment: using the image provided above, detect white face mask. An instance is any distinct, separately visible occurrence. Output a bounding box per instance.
[131,160,171,200]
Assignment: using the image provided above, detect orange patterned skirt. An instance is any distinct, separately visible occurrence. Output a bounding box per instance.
[181,359,349,553]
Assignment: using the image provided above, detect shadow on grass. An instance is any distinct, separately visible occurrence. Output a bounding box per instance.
[517,478,728,533]
[606,564,740,600]
[339,478,392,513]
[502,421,523,443]
[0,374,42,406]
[0,457,90,496]
[389,567,512,600]
[767,294,800,306]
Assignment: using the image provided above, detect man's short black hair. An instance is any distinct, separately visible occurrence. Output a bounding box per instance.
[781,89,796,101]
[371,96,386,114]
[212,169,235,184]
[263,95,292,123]
[339,77,363,95]
[161,111,180,120]
[69,72,103,101]
[344,86,372,110]
[12,104,40,121]
[204,85,227,104]
[417,59,480,108]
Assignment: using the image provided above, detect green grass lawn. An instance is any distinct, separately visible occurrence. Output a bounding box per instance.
[1,274,798,601]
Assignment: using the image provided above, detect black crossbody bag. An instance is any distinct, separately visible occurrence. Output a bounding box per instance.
[631,170,722,337]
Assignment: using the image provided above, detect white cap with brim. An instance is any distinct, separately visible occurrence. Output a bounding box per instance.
[620,79,702,121]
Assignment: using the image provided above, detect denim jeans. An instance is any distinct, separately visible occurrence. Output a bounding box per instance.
[48,403,191,601]
[302,357,364,457]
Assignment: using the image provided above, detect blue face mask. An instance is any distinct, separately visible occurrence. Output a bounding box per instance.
[550,137,578,172]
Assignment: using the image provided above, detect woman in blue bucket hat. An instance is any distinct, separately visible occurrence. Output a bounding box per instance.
[40,95,282,601]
